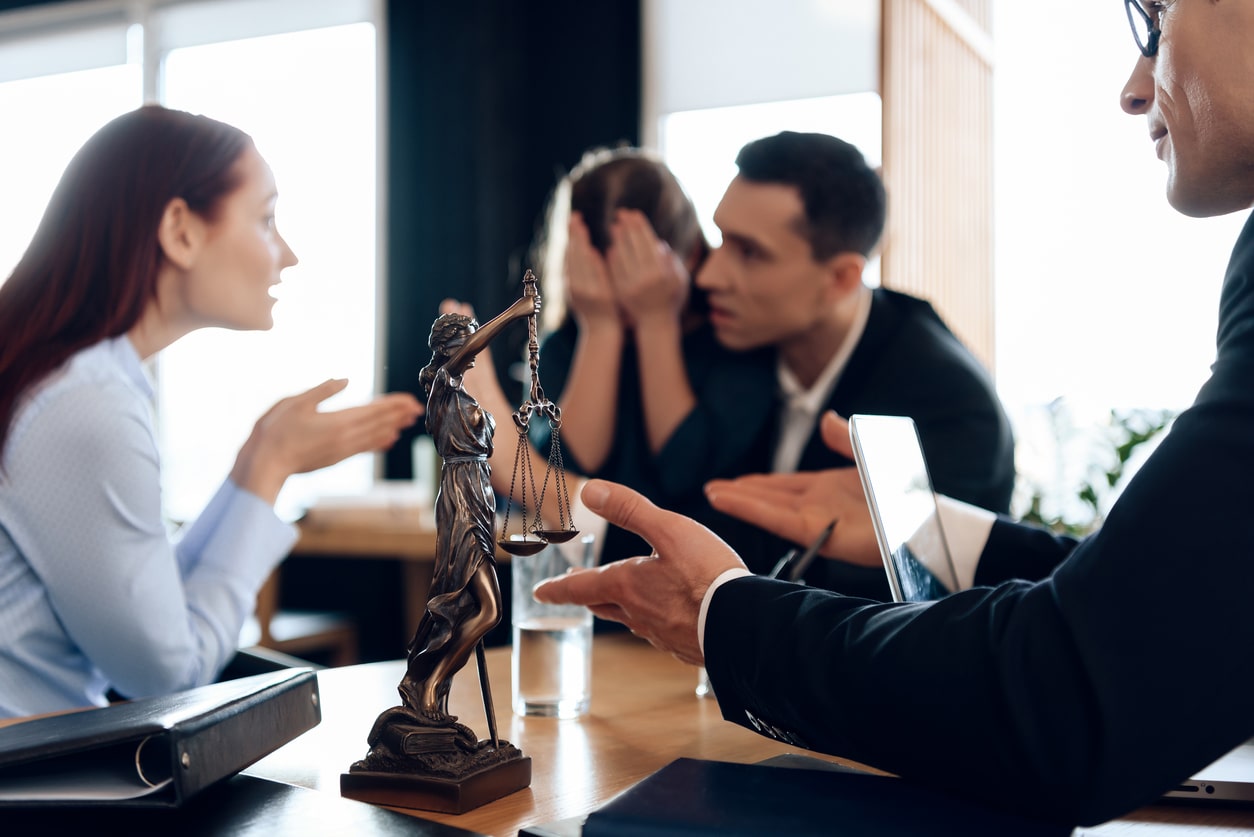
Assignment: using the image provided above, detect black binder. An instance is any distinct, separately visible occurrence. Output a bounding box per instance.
[576,757,1073,836]
[0,668,320,808]
[4,773,490,836]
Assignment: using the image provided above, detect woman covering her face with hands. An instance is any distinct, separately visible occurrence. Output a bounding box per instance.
[531,147,713,480]
[0,105,422,718]
[485,148,773,569]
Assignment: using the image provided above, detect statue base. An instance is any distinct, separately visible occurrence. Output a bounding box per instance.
[341,754,531,814]
[342,707,530,813]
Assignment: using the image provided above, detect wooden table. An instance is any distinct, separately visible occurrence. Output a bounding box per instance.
[246,633,846,836]
[245,634,1254,837]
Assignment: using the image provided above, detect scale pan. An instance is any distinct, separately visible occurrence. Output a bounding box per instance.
[498,536,548,556]
[533,529,578,543]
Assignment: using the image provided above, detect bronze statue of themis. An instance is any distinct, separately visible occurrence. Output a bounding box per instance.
[342,270,578,813]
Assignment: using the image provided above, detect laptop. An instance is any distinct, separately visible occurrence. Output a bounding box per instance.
[847,413,1254,805]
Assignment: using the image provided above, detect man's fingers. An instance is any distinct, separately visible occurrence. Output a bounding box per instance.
[821,410,855,458]
[707,471,813,495]
[578,479,673,552]
[533,560,645,625]
[587,603,630,624]
[704,477,806,515]
[704,485,810,545]
[532,563,612,606]
[705,479,799,506]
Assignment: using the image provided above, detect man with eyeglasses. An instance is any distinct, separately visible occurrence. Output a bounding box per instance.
[1125,0,1165,58]
[534,0,1254,828]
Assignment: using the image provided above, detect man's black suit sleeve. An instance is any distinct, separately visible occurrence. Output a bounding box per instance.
[704,376,1254,826]
[974,519,1079,586]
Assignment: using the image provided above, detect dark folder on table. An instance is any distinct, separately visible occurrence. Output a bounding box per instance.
[569,757,1071,836]
[3,773,489,836]
[0,668,320,808]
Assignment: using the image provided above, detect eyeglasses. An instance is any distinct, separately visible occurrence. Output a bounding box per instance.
[1125,0,1161,58]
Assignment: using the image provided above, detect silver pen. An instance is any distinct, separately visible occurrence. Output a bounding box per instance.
[768,519,836,582]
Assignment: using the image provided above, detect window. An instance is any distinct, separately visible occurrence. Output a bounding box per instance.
[993,1,1243,416]
[0,17,137,281]
[992,1,1248,520]
[644,0,881,286]
[0,0,382,522]
[659,93,883,287]
[646,1,1246,521]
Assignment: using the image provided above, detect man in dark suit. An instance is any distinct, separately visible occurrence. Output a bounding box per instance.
[697,131,1012,511]
[688,131,1013,595]
[533,1,1254,827]
[586,132,1014,594]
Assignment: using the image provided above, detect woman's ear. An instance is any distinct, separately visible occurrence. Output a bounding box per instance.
[156,197,201,270]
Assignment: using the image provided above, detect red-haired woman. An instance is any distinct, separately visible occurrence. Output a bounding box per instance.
[0,105,422,718]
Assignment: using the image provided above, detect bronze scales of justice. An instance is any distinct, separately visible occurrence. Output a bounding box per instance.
[341,270,579,814]
[497,276,580,557]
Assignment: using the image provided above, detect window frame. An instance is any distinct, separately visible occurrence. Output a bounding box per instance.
[0,0,389,522]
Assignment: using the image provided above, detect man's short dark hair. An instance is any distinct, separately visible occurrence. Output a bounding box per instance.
[735,131,886,260]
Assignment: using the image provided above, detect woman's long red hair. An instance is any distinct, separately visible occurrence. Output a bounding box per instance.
[0,105,251,461]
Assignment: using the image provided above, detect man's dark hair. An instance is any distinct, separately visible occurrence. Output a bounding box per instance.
[735,131,886,260]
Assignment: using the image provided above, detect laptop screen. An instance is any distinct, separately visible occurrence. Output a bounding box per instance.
[849,414,959,603]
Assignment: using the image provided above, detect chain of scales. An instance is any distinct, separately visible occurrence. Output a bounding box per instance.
[497,270,579,556]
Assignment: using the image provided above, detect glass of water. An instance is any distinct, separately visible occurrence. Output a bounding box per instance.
[511,534,595,718]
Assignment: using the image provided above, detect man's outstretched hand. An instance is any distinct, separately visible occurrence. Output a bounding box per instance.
[532,479,747,665]
[704,412,881,568]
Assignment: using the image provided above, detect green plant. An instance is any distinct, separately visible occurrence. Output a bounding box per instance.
[1016,404,1174,538]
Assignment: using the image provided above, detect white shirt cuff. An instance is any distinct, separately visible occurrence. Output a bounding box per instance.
[698,567,752,657]
[694,498,991,661]
[935,495,996,591]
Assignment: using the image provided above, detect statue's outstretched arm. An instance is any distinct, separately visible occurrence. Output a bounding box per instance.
[445,286,540,377]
